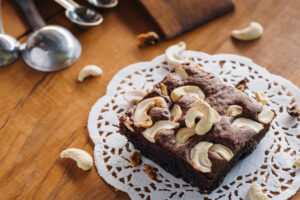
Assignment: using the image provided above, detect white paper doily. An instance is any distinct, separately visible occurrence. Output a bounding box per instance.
[88,51,300,200]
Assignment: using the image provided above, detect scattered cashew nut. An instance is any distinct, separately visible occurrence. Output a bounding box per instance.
[174,67,189,81]
[190,141,213,173]
[175,127,195,144]
[171,85,205,102]
[249,183,269,200]
[143,120,178,143]
[60,148,93,170]
[227,105,243,117]
[133,97,167,128]
[123,90,146,104]
[78,65,103,82]
[232,22,263,41]
[170,104,182,122]
[258,107,275,124]
[165,42,186,65]
[294,157,300,168]
[232,118,264,134]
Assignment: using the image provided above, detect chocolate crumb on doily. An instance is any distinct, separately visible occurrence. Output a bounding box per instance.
[287,105,300,117]
[236,78,248,91]
[130,151,141,167]
[137,32,160,47]
[144,164,156,179]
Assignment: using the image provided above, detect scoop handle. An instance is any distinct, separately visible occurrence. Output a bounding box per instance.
[14,0,46,30]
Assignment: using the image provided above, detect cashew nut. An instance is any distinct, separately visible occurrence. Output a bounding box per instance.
[185,107,203,128]
[170,104,182,122]
[133,97,167,128]
[258,107,275,124]
[174,67,188,81]
[143,120,178,143]
[254,91,268,105]
[227,105,243,117]
[123,90,146,104]
[175,127,195,144]
[232,118,264,134]
[165,42,186,65]
[212,108,221,124]
[78,65,103,82]
[209,144,234,161]
[185,100,214,135]
[231,22,263,41]
[249,183,269,200]
[160,83,168,96]
[190,141,213,173]
[60,148,93,170]
[171,85,205,102]
[294,157,300,168]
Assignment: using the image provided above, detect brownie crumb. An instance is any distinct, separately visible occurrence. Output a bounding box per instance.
[144,164,156,179]
[114,188,119,192]
[130,151,141,167]
[287,106,300,117]
[137,32,160,47]
[236,78,248,91]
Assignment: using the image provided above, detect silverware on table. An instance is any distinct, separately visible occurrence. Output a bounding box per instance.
[87,0,118,9]
[54,0,103,27]
[0,0,20,66]
[14,0,81,72]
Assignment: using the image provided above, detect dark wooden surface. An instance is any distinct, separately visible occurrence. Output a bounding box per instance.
[138,0,234,38]
[0,0,300,199]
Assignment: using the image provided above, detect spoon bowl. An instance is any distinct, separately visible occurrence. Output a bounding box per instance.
[21,25,81,72]
[66,7,103,27]
[87,0,118,8]
[0,33,20,66]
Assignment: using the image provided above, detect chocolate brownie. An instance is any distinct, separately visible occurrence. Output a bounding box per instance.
[119,64,274,192]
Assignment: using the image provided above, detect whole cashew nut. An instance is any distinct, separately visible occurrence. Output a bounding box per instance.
[60,148,93,170]
[123,90,146,104]
[232,22,263,41]
[249,183,269,200]
[165,42,186,65]
[190,141,213,173]
[232,118,264,134]
[143,120,178,143]
[185,100,214,135]
[78,65,103,82]
[133,97,167,128]
[174,67,189,81]
[171,85,205,102]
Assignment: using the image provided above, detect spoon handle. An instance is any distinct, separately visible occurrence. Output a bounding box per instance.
[54,0,77,10]
[14,0,46,30]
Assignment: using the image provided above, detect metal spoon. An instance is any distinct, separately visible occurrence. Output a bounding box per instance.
[14,0,81,72]
[54,0,103,27]
[87,0,118,9]
[0,0,20,66]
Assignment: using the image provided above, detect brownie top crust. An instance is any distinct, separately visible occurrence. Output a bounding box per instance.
[120,64,273,180]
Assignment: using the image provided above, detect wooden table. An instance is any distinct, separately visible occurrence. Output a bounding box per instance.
[0,0,299,199]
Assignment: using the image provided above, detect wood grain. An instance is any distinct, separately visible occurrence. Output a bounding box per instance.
[138,0,234,38]
[0,0,300,199]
